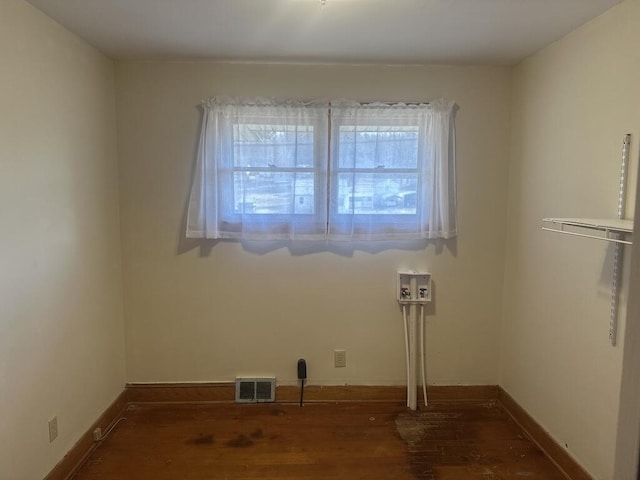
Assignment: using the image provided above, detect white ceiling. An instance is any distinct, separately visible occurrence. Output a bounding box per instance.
[26,0,622,65]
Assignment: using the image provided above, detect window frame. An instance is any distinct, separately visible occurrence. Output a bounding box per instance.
[328,107,429,236]
[215,106,329,234]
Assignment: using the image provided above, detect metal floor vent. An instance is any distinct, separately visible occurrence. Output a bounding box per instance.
[235,377,276,403]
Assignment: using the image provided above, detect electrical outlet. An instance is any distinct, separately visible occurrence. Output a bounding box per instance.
[48,417,58,443]
[334,350,346,368]
[93,428,102,442]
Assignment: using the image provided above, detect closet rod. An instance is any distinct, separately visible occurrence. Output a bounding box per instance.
[541,227,632,245]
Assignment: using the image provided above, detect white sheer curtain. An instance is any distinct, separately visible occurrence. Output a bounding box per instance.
[427,99,457,239]
[186,98,329,240]
[186,97,456,242]
[328,99,457,240]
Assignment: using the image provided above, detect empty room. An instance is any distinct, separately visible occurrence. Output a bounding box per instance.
[2,0,640,479]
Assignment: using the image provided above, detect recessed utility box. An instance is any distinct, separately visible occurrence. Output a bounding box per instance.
[397,271,432,303]
[235,377,276,403]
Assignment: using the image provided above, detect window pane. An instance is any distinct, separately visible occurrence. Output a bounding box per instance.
[338,126,419,169]
[234,172,315,214]
[337,173,418,214]
[233,124,314,168]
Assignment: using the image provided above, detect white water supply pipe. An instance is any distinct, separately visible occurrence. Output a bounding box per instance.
[420,304,428,406]
[402,304,410,407]
[408,276,418,410]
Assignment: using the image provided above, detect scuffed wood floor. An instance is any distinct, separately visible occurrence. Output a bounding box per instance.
[72,402,567,479]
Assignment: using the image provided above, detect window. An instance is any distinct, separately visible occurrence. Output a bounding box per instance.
[230,122,316,216]
[330,103,430,240]
[187,100,329,240]
[187,98,456,241]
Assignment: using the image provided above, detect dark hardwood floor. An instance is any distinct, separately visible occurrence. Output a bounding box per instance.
[71,402,568,479]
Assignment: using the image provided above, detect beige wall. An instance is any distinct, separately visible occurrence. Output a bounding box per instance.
[116,62,512,386]
[0,1,126,479]
[615,165,640,478]
[502,1,640,478]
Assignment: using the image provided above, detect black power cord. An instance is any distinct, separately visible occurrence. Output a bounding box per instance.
[297,359,307,407]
